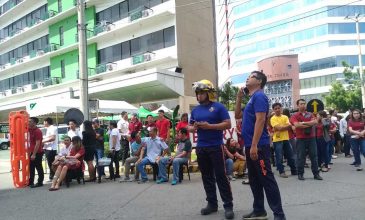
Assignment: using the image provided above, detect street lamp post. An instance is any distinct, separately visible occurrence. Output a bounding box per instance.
[345,14,365,109]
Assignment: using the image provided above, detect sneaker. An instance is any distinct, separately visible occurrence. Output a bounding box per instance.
[354,164,361,168]
[298,174,305,181]
[171,180,178,185]
[137,179,149,184]
[350,162,356,165]
[200,204,218,215]
[321,167,329,172]
[356,166,363,171]
[242,210,268,220]
[280,173,288,178]
[242,179,250,185]
[345,154,353,158]
[156,178,168,184]
[224,207,234,219]
[332,155,338,159]
[314,174,323,180]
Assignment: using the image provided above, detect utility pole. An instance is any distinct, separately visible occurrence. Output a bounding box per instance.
[345,14,365,109]
[77,0,89,120]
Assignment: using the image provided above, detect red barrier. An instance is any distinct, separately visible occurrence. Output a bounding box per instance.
[9,111,29,188]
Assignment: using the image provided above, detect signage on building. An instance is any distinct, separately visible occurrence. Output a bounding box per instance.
[266,72,289,80]
[0,124,9,133]
[307,99,324,113]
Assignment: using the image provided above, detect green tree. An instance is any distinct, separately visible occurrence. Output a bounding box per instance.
[325,61,362,112]
[218,81,248,111]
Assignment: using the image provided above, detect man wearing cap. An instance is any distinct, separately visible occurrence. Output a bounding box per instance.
[117,111,129,165]
[188,79,234,219]
[93,119,105,176]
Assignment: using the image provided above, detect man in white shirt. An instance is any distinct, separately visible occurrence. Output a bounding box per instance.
[43,117,58,181]
[117,111,129,165]
[67,119,82,139]
[339,112,352,157]
[109,121,121,179]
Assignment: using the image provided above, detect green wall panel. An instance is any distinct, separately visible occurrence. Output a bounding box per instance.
[48,6,95,49]
[47,0,76,13]
[50,43,98,82]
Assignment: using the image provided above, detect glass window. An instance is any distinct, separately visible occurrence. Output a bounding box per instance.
[119,1,128,19]
[111,4,120,22]
[103,8,112,22]
[150,0,162,7]
[131,37,142,56]
[22,72,30,85]
[58,0,62,12]
[98,49,106,64]
[149,30,164,51]
[59,26,64,46]
[163,26,175,47]
[112,43,122,62]
[121,41,130,59]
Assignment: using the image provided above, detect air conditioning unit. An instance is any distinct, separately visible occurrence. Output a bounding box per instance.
[106,63,114,71]
[5,89,13,96]
[142,10,151,17]
[105,24,112,31]
[23,84,32,92]
[23,56,30,61]
[144,54,152,62]
[17,58,24,63]
[37,82,45,88]
[16,87,24,93]
[37,50,45,56]
[0,65,5,70]
[49,11,57,17]
[35,19,42,25]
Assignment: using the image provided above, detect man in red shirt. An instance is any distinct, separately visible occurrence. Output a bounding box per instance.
[28,117,44,188]
[156,110,170,142]
[290,99,322,181]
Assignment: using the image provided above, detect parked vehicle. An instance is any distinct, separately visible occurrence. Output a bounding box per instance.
[0,138,9,150]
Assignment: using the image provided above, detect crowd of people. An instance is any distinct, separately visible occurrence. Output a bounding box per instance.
[26,72,365,220]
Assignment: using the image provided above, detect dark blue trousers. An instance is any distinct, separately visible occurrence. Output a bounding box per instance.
[245,146,285,217]
[196,146,233,209]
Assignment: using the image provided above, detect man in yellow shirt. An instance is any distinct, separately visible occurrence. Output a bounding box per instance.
[270,103,297,178]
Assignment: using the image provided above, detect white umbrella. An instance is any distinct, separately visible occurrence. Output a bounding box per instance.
[152,104,173,114]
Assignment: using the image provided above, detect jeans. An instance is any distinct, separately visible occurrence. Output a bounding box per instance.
[45,150,57,179]
[273,140,296,174]
[289,138,297,164]
[125,156,140,179]
[137,157,156,180]
[196,146,233,209]
[108,150,120,178]
[95,148,105,176]
[225,158,234,176]
[120,138,130,165]
[29,152,44,185]
[316,137,329,166]
[245,146,285,217]
[159,157,188,181]
[343,134,351,156]
[350,138,365,165]
[296,138,319,176]
[328,139,335,164]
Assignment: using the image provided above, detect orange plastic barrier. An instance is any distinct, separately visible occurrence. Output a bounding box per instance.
[9,111,29,188]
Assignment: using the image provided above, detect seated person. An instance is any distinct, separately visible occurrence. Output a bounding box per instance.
[224,138,246,181]
[51,136,73,172]
[49,136,85,191]
[121,131,143,182]
[158,128,192,185]
[136,127,169,183]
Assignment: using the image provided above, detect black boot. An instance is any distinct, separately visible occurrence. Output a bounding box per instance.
[201,204,218,215]
[224,207,234,219]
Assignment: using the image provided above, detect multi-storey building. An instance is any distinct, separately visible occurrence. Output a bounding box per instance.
[0,0,217,121]
[216,0,365,108]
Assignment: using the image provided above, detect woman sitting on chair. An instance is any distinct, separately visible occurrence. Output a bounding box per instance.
[49,136,85,191]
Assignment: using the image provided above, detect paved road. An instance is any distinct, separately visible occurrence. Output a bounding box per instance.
[0,152,364,220]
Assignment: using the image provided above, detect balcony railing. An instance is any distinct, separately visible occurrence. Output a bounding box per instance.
[95,62,117,74]
[129,6,153,22]
[131,51,155,65]
[0,77,62,98]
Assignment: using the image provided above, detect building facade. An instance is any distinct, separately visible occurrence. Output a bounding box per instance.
[216,0,365,107]
[0,0,217,121]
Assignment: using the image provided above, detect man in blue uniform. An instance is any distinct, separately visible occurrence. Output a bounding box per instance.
[235,71,286,220]
[188,79,234,220]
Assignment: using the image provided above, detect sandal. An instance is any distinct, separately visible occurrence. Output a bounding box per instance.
[49,188,59,191]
